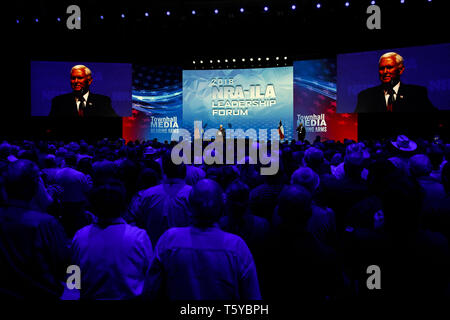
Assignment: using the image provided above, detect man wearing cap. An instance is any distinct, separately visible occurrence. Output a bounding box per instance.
[319,143,371,233]
[354,52,436,113]
[49,65,118,117]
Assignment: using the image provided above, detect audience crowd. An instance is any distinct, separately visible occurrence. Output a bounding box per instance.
[0,135,449,301]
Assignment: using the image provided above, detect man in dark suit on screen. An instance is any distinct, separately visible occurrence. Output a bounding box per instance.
[354,52,436,113]
[49,65,118,117]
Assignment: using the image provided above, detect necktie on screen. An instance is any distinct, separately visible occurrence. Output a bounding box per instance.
[386,88,395,112]
[78,97,85,117]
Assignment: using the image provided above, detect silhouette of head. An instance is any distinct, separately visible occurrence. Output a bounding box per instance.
[291,166,320,193]
[5,159,40,202]
[277,185,312,227]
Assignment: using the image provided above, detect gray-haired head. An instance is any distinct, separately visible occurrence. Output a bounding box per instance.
[5,159,41,202]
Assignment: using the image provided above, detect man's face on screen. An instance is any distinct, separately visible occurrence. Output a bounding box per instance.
[71,69,92,94]
[378,57,404,85]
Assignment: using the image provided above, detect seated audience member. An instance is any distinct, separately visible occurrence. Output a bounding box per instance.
[71,182,153,299]
[266,185,342,302]
[0,160,70,299]
[126,151,192,247]
[144,179,261,300]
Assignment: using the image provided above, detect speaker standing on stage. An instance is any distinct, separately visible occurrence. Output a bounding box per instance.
[354,52,436,113]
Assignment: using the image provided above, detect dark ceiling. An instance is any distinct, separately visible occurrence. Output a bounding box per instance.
[8,0,449,63]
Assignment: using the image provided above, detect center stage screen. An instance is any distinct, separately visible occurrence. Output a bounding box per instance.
[183,67,293,141]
